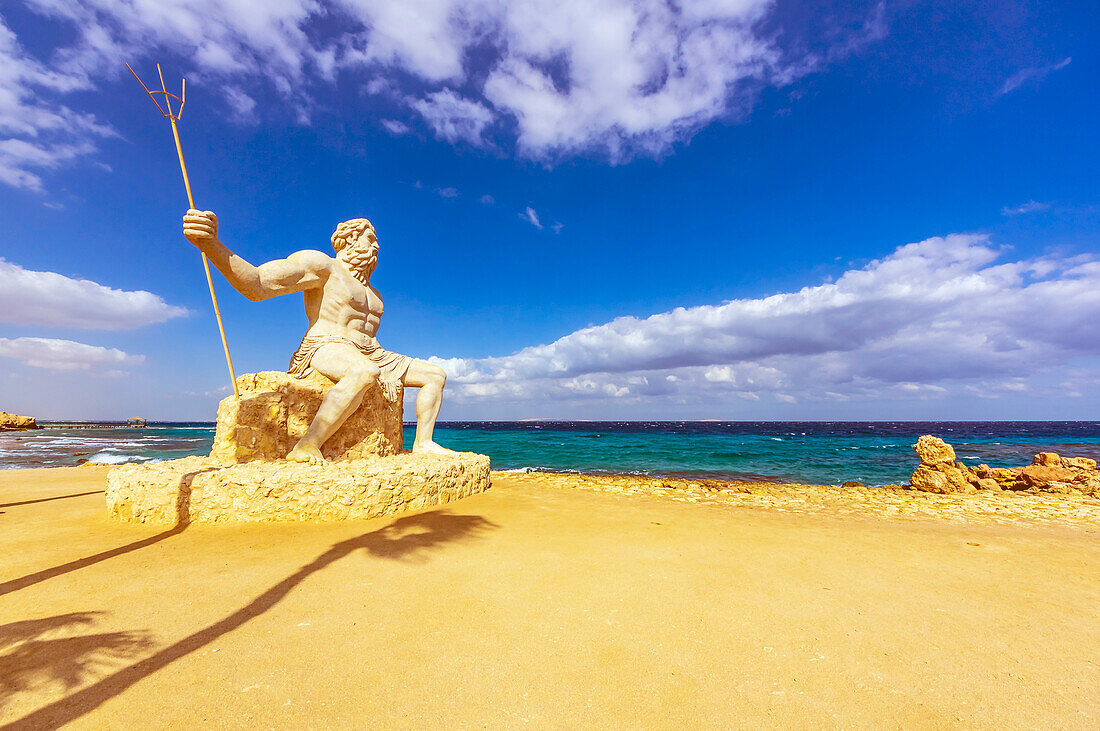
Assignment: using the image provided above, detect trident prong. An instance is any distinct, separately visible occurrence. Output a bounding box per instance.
[127,62,238,398]
[126,63,186,120]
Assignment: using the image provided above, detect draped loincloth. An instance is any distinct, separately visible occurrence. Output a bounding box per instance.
[288,335,411,403]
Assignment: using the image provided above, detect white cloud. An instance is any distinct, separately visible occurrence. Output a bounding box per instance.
[479,194,495,205]
[0,259,189,329]
[437,186,459,198]
[427,234,1100,410]
[0,0,887,188]
[519,206,542,229]
[224,86,258,123]
[380,118,409,135]
[412,89,494,146]
[1001,200,1050,216]
[0,17,115,190]
[998,57,1071,96]
[0,337,144,372]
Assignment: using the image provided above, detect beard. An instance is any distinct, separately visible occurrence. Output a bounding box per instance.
[339,246,376,283]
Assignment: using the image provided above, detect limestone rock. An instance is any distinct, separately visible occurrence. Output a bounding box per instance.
[909,438,1099,497]
[210,371,402,463]
[1017,464,1077,489]
[909,435,977,493]
[910,464,976,494]
[1032,452,1063,467]
[0,411,38,431]
[913,435,956,466]
[106,452,491,524]
[975,478,1002,492]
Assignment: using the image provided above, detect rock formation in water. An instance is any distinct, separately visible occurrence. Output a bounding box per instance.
[0,411,38,431]
[910,435,1099,496]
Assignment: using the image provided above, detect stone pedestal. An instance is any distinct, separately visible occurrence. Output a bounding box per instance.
[107,453,491,524]
[107,370,491,524]
[212,370,403,463]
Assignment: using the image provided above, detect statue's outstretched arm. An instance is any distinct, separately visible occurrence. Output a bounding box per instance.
[183,209,329,301]
[253,250,331,299]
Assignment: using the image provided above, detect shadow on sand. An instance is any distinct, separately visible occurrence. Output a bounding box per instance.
[4,509,498,729]
[0,613,155,716]
[0,490,104,509]
[0,469,208,598]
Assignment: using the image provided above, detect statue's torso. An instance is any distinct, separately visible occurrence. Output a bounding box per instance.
[301,260,382,346]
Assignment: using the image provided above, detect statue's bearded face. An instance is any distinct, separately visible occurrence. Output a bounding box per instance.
[339,228,378,278]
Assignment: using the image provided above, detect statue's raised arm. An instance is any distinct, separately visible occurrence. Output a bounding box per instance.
[182,209,329,301]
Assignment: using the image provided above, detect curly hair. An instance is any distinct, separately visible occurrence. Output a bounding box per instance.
[330,218,375,254]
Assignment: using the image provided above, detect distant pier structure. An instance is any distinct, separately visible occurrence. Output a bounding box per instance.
[38,419,149,429]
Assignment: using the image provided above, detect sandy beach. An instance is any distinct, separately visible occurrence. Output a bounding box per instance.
[2,466,1098,728]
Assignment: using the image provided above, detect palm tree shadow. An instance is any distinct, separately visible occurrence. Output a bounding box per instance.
[0,612,154,715]
[0,468,211,598]
[6,509,498,729]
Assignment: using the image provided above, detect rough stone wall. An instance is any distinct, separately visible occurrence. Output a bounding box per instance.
[210,371,402,463]
[106,452,491,524]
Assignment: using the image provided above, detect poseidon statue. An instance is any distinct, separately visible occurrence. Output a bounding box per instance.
[183,209,454,463]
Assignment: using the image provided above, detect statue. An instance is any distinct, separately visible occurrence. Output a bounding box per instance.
[182,209,456,463]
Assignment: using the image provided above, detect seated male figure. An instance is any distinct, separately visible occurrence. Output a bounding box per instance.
[183,209,455,463]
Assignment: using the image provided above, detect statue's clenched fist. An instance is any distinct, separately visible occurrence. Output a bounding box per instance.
[183,209,219,245]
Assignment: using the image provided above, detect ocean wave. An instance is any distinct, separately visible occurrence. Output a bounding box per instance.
[84,452,154,465]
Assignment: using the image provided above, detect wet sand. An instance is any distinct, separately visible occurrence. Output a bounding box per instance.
[2,466,1098,728]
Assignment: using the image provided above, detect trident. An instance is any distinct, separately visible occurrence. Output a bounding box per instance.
[126,63,239,398]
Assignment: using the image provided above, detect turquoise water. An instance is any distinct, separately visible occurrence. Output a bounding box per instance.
[4,421,1099,486]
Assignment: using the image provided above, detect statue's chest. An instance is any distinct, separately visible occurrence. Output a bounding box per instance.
[340,279,382,316]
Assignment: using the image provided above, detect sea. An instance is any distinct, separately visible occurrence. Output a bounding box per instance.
[3,421,1099,486]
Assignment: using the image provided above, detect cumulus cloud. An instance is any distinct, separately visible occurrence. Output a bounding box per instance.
[0,336,144,372]
[1,0,888,188]
[0,259,189,329]
[998,57,1071,96]
[427,234,1100,409]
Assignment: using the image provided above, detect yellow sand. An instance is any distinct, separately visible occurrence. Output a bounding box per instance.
[2,467,1098,728]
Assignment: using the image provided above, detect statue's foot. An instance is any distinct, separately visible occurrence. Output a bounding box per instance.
[287,443,326,465]
[412,440,457,456]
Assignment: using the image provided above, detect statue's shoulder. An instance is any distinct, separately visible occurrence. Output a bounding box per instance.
[286,249,334,271]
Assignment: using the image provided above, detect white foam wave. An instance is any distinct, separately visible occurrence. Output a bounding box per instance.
[84,452,154,465]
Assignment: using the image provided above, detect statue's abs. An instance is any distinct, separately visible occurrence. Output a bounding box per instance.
[303,268,384,344]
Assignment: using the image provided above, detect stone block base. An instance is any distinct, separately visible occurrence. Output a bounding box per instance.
[106,452,491,524]
[211,371,403,464]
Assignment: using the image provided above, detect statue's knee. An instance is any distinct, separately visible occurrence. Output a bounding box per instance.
[433,366,447,388]
[344,364,379,391]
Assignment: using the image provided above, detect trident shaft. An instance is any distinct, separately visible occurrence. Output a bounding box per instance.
[126,63,239,398]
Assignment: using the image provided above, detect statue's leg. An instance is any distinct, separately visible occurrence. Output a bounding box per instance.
[287,344,381,464]
[402,359,456,455]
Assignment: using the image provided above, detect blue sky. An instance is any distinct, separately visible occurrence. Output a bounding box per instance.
[0,0,1097,420]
